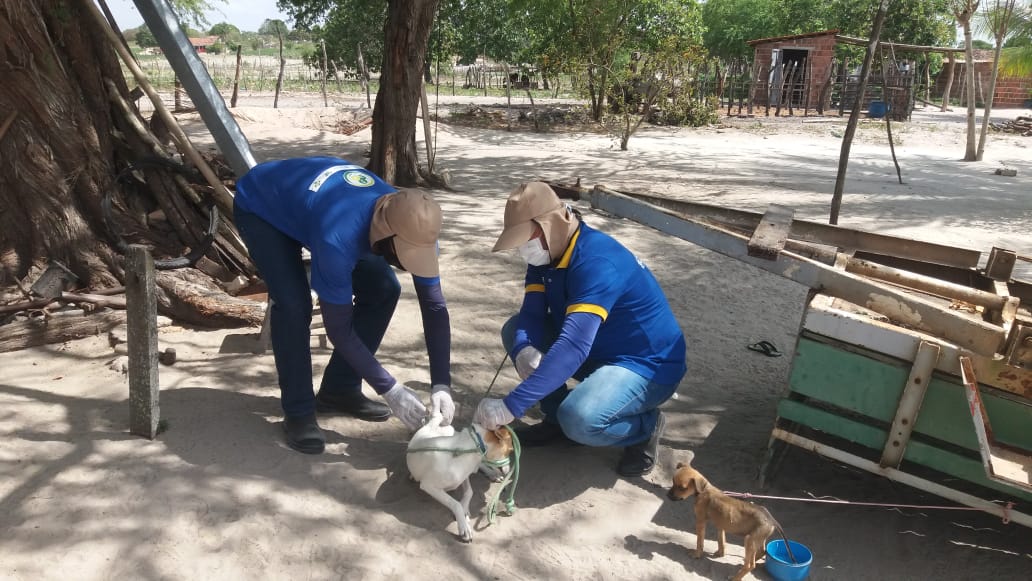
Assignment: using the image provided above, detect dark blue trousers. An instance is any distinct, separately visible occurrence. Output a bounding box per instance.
[234,204,400,417]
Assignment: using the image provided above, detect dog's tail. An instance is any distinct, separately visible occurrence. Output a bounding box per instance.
[758,505,797,564]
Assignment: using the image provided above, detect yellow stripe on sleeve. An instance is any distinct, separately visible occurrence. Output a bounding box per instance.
[566,303,608,320]
[525,284,546,293]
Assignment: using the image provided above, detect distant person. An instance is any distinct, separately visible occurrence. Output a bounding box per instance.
[474,182,686,476]
[234,156,454,454]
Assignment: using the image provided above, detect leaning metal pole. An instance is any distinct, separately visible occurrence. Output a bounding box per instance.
[130,0,257,177]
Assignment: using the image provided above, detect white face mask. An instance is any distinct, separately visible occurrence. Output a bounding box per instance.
[517,237,552,266]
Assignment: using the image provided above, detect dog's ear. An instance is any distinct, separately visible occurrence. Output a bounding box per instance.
[676,461,687,469]
[692,476,708,493]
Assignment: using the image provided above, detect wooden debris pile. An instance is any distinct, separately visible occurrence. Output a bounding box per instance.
[337,109,373,136]
[989,116,1032,136]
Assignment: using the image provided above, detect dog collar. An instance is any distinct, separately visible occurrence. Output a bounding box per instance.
[466,427,488,455]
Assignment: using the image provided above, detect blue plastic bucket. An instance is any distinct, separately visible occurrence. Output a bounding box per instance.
[868,100,888,118]
[765,539,813,581]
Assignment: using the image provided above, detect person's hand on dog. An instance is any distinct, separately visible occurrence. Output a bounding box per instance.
[430,384,455,426]
[513,345,543,380]
[474,398,514,430]
[383,383,427,430]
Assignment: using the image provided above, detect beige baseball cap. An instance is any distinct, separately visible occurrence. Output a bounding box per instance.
[369,189,442,277]
[493,182,579,260]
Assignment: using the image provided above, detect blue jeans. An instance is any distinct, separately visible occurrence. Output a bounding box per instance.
[235,204,400,417]
[501,316,678,447]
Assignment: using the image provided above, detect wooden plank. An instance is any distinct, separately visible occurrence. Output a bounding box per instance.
[608,191,981,269]
[880,340,940,468]
[789,337,1032,451]
[771,427,1032,527]
[747,204,795,260]
[590,188,1003,355]
[804,296,1032,398]
[0,309,126,353]
[777,400,1032,502]
[126,245,160,439]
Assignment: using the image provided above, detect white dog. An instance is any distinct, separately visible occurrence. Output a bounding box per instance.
[406,413,514,542]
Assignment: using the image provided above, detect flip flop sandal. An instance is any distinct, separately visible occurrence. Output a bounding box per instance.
[747,340,783,357]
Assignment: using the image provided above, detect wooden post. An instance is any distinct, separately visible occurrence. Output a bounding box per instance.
[831,0,891,225]
[420,81,435,173]
[803,58,813,117]
[747,60,759,115]
[838,58,848,116]
[230,44,242,108]
[273,25,285,109]
[320,39,328,107]
[127,245,159,439]
[173,76,182,112]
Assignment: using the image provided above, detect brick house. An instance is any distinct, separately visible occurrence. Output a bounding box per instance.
[747,30,839,112]
[188,36,219,53]
[935,49,1032,108]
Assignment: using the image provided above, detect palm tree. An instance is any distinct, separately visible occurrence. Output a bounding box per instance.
[998,3,1032,76]
[976,0,1021,160]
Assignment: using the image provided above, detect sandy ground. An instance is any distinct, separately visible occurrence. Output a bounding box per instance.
[1,92,1030,580]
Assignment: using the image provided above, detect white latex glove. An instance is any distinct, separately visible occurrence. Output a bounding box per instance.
[382,383,428,431]
[513,345,543,380]
[474,398,515,430]
[430,384,455,426]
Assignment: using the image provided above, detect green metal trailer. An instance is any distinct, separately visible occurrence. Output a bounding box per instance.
[566,183,1032,528]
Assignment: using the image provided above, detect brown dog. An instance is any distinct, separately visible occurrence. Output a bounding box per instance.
[667,462,793,581]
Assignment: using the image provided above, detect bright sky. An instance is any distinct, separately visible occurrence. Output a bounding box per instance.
[102,0,294,33]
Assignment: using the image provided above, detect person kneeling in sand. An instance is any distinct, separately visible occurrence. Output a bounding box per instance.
[474,182,686,477]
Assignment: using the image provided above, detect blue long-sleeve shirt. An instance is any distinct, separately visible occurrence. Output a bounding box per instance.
[502,223,686,417]
[236,156,451,394]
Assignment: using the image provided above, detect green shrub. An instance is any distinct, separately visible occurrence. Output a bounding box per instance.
[650,96,719,127]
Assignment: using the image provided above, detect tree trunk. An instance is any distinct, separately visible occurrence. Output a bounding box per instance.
[367,0,440,186]
[274,25,285,109]
[0,0,258,328]
[962,20,978,161]
[830,0,890,225]
[941,52,956,111]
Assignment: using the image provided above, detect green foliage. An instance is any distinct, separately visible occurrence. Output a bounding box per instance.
[999,4,1032,75]
[650,96,720,127]
[281,0,384,72]
[702,0,956,61]
[209,22,240,41]
[170,0,222,28]
[136,27,158,48]
[701,0,778,60]
[258,19,290,37]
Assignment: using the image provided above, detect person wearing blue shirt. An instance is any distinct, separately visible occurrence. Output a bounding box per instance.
[234,156,454,454]
[474,182,686,476]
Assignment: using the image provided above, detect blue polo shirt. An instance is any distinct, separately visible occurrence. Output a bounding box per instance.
[234,157,452,392]
[503,223,686,417]
[234,156,396,305]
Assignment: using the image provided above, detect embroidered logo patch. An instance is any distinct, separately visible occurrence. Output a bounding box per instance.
[344,171,375,187]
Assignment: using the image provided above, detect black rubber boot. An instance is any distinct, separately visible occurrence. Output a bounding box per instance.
[283,413,325,454]
[315,390,391,422]
[617,411,666,477]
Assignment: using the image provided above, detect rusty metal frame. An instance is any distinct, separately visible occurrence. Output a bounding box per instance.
[961,357,1032,493]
